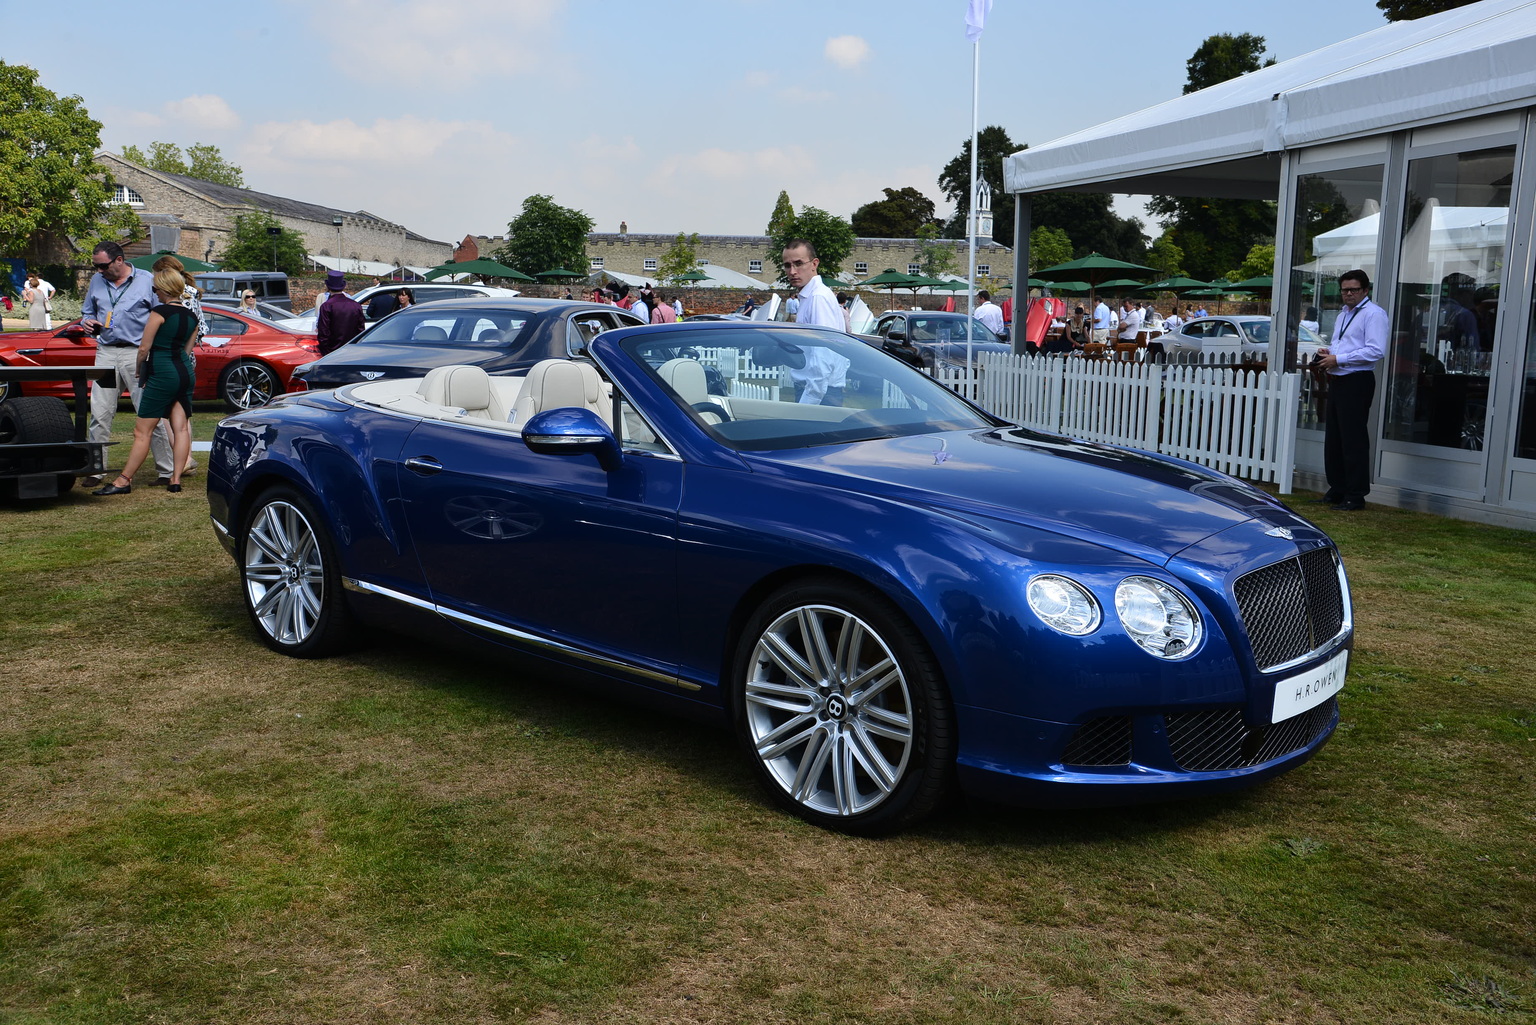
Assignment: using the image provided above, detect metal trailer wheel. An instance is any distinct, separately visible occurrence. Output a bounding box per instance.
[734,578,954,835]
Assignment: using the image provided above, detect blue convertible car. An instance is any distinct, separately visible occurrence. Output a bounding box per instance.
[207,318,1351,834]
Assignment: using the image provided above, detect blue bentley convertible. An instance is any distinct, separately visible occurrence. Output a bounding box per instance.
[207,317,1351,834]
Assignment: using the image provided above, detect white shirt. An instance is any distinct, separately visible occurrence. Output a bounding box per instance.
[1163,312,1183,334]
[1327,296,1389,376]
[790,275,851,403]
[1118,307,1142,340]
[974,300,1004,335]
[1092,302,1111,331]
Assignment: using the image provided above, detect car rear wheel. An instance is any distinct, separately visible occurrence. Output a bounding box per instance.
[0,396,72,447]
[240,486,353,657]
[220,360,281,412]
[732,578,954,835]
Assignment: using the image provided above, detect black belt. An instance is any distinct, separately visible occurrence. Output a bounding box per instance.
[105,342,137,347]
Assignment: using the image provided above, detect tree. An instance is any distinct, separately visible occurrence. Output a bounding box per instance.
[1182,33,1275,94]
[496,195,594,278]
[1028,226,1073,272]
[1233,242,1276,283]
[766,190,795,237]
[1146,235,1187,278]
[1149,33,1279,280]
[658,232,701,285]
[122,140,244,187]
[219,210,307,273]
[0,61,141,257]
[768,206,855,279]
[851,186,937,238]
[1377,0,1478,19]
[913,223,957,278]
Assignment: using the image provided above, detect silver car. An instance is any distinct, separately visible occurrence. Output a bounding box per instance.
[1164,315,1323,364]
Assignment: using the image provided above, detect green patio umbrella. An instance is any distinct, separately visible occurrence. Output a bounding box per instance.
[1097,278,1149,292]
[424,258,534,282]
[675,268,711,283]
[1228,275,1274,290]
[1138,275,1209,292]
[932,279,972,292]
[860,268,918,309]
[128,250,218,272]
[536,268,586,282]
[1043,280,1092,293]
[1032,252,1156,307]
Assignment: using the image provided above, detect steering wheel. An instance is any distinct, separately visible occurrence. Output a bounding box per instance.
[692,401,733,422]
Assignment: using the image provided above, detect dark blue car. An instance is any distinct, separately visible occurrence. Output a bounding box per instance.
[207,322,1351,834]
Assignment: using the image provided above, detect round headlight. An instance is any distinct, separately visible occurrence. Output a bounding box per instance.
[1027,575,1101,636]
[1115,576,1202,659]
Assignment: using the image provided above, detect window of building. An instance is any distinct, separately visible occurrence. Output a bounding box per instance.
[855,262,869,275]
[644,258,658,271]
[749,260,763,274]
[699,259,711,265]
[907,263,920,275]
[110,184,145,207]
[590,257,605,270]
[977,264,990,276]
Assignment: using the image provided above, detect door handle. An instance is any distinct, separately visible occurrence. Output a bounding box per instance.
[404,456,443,476]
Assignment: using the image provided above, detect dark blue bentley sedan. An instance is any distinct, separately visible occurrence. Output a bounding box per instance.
[207,320,1351,834]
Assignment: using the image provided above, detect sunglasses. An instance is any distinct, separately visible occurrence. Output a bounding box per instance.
[92,261,114,271]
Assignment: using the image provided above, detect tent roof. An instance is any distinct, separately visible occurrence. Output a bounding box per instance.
[1003,0,1536,199]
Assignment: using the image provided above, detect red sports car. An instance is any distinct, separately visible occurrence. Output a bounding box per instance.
[0,308,318,411]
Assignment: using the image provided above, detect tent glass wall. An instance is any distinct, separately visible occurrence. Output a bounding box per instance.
[1287,163,1384,429]
[1519,292,1536,460]
[1382,146,1515,452]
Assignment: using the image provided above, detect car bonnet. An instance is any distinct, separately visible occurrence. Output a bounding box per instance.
[744,427,1291,563]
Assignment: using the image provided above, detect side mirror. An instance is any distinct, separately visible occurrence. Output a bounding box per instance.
[886,327,907,342]
[522,406,622,472]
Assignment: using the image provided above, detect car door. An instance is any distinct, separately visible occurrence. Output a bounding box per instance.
[196,310,254,392]
[397,413,685,685]
[566,310,637,356]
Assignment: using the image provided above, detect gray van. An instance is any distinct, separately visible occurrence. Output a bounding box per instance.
[195,272,292,311]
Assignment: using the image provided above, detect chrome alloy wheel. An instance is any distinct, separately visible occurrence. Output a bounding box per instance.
[223,361,279,411]
[743,604,915,817]
[243,500,325,646]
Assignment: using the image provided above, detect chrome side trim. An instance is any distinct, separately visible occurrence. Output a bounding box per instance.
[343,577,696,691]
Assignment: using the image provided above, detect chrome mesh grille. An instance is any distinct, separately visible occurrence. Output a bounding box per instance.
[1165,698,1338,772]
[1062,716,1133,766]
[1234,548,1346,670]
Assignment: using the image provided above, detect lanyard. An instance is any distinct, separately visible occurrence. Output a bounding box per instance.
[103,272,136,312]
[1336,297,1369,341]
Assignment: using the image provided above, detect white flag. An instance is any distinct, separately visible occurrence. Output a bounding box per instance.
[965,0,992,43]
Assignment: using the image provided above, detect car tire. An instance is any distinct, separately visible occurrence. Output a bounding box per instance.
[731,577,955,835]
[239,486,354,658]
[0,396,72,448]
[220,360,281,412]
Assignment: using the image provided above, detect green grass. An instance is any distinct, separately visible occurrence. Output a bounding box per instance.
[1,482,1532,1023]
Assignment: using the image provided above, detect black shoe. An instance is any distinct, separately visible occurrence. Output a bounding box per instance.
[92,481,132,496]
[167,483,182,493]
[149,476,173,487]
[82,475,104,488]
[1312,492,1342,504]
[1330,498,1366,511]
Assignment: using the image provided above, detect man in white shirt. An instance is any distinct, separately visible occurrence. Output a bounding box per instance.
[973,290,1005,335]
[1162,308,1183,334]
[1092,299,1111,344]
[1118,300,1142,342]
[781,239,850,404]
[32,276,56,329]
[1315,269,1388,511]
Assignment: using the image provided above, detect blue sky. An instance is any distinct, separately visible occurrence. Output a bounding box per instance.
[17,0,1392,244]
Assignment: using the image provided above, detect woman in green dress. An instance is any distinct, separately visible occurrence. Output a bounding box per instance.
[92,268,197,496]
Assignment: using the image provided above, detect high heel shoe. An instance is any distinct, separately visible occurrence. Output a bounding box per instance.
[92,476,133,496]
[167,483,182,493]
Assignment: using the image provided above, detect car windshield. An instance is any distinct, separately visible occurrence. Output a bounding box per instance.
[904,315,1000,343]
[359,307,530,350]
[1240,320,1272,343]
[620,326,999,452]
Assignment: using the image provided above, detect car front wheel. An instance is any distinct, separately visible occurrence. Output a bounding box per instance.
[240,486,353,657]
[220,360,281,411]
[733,578,954,835]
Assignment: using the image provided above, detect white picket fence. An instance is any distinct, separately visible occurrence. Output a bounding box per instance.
[937,354,1302,492]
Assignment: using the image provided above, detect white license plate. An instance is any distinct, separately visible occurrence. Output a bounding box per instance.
[1271,648,1349,723]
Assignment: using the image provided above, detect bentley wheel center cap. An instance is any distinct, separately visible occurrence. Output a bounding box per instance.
[825,694,848,721]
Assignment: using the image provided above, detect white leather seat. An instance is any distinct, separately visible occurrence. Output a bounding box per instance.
[417,364,511,421]
[658,357,727,422]
[412,325,448,341]
[510,359,609,427]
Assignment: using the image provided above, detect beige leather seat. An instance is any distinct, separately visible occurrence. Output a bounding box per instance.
[412,325,448,341]
[658,357,727,423]
[510,359,609,427]
[417,364,511,421]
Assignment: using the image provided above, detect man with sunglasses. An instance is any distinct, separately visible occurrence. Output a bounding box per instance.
[1314,269,1387,511]
[780,239,850,404]
[79,241,174,487]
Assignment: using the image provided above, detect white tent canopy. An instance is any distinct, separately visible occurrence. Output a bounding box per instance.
[1003,0,1536,199]
[595,265,784,291]
[307,254,437,279]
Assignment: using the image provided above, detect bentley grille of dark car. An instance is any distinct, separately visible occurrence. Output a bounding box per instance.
[1233,547,1346,671]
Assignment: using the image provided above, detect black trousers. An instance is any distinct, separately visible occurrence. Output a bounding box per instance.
[1324,370,1375,500]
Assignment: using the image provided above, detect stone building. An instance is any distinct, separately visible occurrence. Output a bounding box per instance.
[96,153,452,268]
